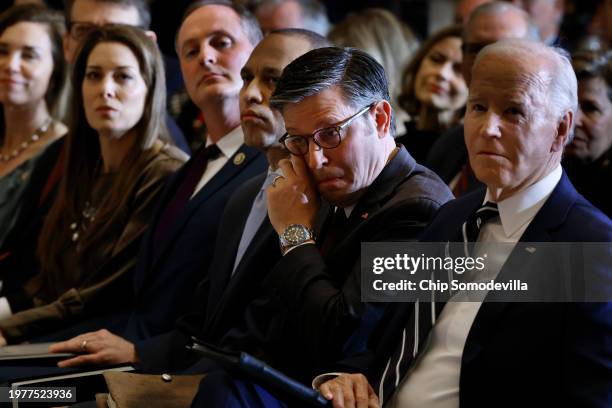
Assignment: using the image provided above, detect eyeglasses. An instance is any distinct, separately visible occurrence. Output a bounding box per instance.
[68,22,144,41]
[279,104,374,156]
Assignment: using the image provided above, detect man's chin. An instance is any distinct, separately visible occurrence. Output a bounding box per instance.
[243,131,275,149]
[193,86,240,107]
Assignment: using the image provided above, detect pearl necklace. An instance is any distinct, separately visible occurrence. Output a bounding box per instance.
[0,119,52,162]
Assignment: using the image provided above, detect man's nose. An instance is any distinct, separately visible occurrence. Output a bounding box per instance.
[480,111,502,138]
[199,43,216,66]
[307,138,327,169]
[242,79,263,104]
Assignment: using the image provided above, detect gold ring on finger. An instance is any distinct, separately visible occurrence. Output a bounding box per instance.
[272,175,285,187]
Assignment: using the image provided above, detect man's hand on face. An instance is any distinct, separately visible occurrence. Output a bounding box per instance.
[319,373,380,408]
[49,329,138,368]
[267,154,320,234]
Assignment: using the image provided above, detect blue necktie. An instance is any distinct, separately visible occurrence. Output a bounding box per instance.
[232,171,279,274]
[461,201,499,256]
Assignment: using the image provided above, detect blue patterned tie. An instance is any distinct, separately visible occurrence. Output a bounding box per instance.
[461,201,499,256]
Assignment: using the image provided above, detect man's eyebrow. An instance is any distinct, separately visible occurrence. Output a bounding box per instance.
[181,29,235,49]
[180,37,199,52]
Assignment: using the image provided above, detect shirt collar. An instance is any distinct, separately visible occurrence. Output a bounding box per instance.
[342,205,355,218]
[485,165,562,238]
[205,125,243,159]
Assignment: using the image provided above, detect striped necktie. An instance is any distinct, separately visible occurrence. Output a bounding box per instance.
[461,201,499,256]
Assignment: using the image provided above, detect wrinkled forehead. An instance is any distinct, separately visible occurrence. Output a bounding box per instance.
[177,5,244,46]
[467,13,528,43]
[283,87,354,133]
[471,52,551,97]
[248,35,311,70]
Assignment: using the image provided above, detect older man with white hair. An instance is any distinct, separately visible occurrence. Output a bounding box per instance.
[506,0,564,45]
[317,39,612,408]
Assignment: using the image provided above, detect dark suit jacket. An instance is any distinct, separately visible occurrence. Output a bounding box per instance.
[0,138,64,297]
[338,171,612,407]
[122,142,268,341]
[218,146,453,382]
[425,124,482,193]
[201,172,280,341]
[133,171,283,372]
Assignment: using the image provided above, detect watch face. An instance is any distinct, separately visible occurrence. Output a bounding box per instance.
[283,224,310,245]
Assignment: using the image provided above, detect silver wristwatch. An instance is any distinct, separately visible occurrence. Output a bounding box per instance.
[279,224,315,253]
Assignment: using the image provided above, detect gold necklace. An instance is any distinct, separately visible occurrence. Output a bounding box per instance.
[0,118,52,162]
[69,158,102,244]
[70,200,98,242]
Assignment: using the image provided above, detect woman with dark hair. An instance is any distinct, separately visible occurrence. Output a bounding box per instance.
[563,50,612,217]
[396,25,468,163]
[0,5,67,274]
[0,25,186,345]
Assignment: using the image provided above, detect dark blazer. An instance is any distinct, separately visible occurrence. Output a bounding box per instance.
[340,171,612,407]
[122,142,268,341]
[0,138,64,296]
[201,172,280,341]
[425,124,482,193]
[133,171,284,372]
[219,146,453,381]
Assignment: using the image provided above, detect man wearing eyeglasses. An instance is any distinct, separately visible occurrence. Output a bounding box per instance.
[62,0,150,63]
[201,47,453,392]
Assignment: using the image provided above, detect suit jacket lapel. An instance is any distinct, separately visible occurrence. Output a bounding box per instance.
[151,144,260,266]
[462,172,579,365]
[206,173,266,311]
[208,218,276,324]
[133,162,192,292]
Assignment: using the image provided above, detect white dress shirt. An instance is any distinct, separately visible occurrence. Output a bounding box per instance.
[191,126,243,198]
[388,165,562,408]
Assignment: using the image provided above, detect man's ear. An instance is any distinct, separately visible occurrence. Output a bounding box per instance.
[144,30,157,43]
[373,99,392,139]
[552,110,573,152]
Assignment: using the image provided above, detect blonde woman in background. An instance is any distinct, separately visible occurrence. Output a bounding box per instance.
[329,8,420,135]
